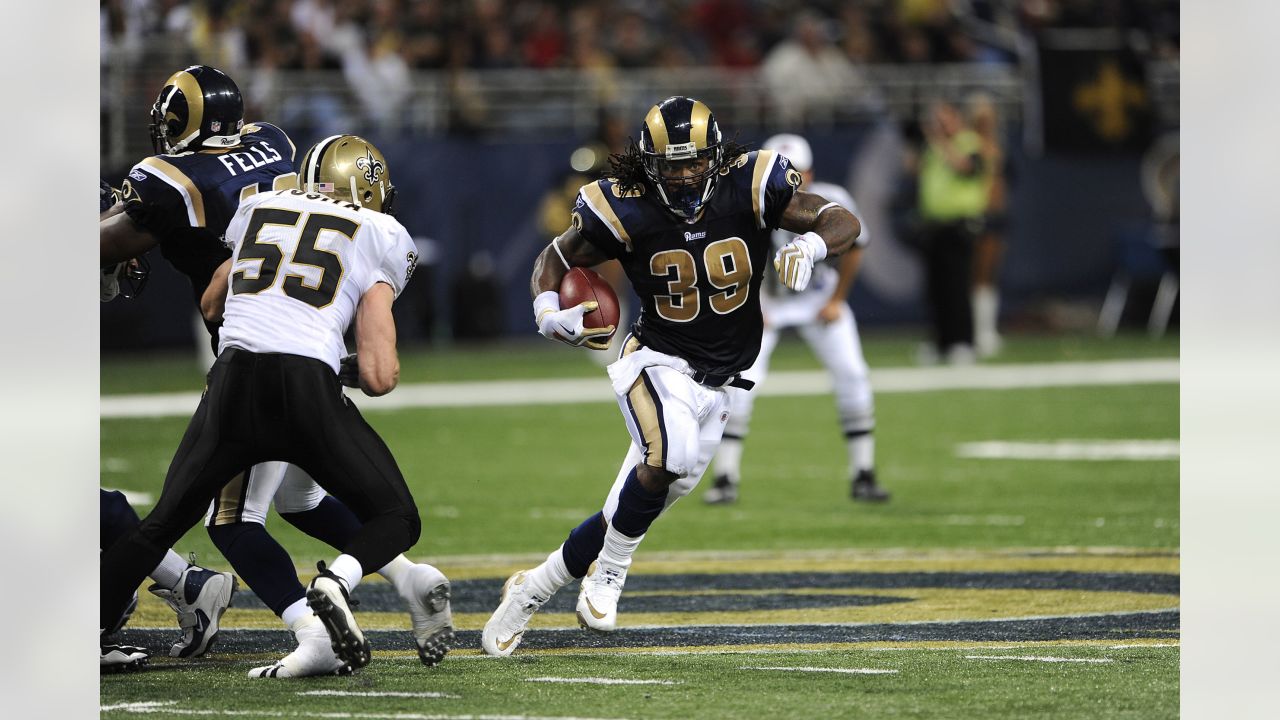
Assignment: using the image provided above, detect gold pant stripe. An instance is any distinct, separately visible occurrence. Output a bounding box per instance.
[211,470,249,526]
[627,371,665,469]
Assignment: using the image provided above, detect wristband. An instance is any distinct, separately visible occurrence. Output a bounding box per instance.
[797,231,829,263]
[533,290,561,325]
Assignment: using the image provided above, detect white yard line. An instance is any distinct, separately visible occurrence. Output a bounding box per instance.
[101,359,1178,419]
[965,655,1114,663]
[956,440,1179,461]
[102,703,627,720]
[741,666,898,675]
[524,677,680,685]
[296,691,459,699]
[1109,643,1179,649]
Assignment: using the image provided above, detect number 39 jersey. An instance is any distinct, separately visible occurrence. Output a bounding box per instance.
[218,189,419,373]
[574,150,800,376]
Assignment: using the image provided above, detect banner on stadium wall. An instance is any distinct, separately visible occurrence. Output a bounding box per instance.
[1037,29,1152,153]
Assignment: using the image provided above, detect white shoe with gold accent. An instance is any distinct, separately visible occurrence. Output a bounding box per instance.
[576,562,626,632]
[248,614,349,679]
[480,571,549,657]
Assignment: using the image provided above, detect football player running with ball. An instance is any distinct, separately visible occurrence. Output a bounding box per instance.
[101,136,440,676]
[482,97,862,655]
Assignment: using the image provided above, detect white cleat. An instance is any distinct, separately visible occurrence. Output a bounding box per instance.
[149,564,238,658]
[481,571,549,657]
[401,563,454,666]
[576,563,627,633]
[101,643,149,674]
[306,561,371,670]
[248,615,350,679]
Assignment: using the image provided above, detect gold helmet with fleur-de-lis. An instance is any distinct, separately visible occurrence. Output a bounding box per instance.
[298,135,398,215]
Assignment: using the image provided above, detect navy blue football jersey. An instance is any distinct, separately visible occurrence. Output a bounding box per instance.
[573,150,802,376]
[120,122,297,303]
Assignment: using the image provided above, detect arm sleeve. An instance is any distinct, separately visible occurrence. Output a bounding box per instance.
[570,182,630,260]
[759,151,801,230]
[120,165,196,237]
[370,220,419,298]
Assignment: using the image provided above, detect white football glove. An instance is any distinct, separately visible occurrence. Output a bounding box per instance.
[100,263,123,303]
[773,231,829,292]
[533,290,614,350]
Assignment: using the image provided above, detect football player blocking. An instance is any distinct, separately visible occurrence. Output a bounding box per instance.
[705,134,887,505]
[100,67,453,676]
[482,96,862,655]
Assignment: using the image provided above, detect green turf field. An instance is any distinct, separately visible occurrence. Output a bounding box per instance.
[100,332,1179,718]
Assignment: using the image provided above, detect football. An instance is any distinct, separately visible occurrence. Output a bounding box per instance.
[559,267,620,344]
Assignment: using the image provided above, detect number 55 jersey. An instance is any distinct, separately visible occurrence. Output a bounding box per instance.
[218,189,418,372]
[573,150,801,376]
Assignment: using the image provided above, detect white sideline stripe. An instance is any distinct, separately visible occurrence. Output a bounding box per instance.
[956,440,1180,461]
[524,677,680,686]
[100,359,1179,418]
[100,487,154,506]
[965,655,1114,663]
[742,666,898,675]
[101,702,626,720]
[1110,643,1179,649]
[297,691,459,699]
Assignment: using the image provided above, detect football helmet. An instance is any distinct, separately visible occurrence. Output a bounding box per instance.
[639,96,724,221]
[149,65,245,154]
[299,135,398,215]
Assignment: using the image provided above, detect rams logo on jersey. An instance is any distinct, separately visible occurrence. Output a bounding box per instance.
[405,250,419,283]
[785,168,803,189]
[356,150,385,185]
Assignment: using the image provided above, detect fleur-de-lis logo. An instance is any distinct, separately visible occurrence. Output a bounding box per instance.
[355,150,385,185]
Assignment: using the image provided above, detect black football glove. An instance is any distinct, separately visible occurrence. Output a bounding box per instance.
[338,353,360,388]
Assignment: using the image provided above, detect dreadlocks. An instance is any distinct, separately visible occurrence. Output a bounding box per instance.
[606,136,751,196]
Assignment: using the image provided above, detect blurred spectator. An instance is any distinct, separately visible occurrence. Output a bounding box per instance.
[913,99,990,364]
[761,11,871,126]
[966,92,1010,358]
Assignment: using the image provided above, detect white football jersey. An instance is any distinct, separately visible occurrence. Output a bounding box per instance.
[766,180,869,299]
[218,189,418,372]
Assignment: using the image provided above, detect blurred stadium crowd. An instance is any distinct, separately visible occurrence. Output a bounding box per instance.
[102,0,1178,74]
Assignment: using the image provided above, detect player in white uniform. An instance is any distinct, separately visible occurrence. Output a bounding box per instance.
[704,134,888,504]
[100,136,452,678]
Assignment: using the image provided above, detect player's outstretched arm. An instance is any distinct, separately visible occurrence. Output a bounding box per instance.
[530,226,614,348]
[773,190,863,292]
[200,259,233,322]
[100,212,159,266]
[355,282,400,396]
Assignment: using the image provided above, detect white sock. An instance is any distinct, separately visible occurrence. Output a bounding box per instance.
[715,437,744,483]
[526,547,574,598]
[973,285,999,339]
[150,550,189,589]
[327,554,364,593]
[848,434,875,475]
[281,598,312,629]
[599,525,644,572]
[378,554,414,593]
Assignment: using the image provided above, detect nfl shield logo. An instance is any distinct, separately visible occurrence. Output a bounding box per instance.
[210,120,221,132]
[720,411,729,423]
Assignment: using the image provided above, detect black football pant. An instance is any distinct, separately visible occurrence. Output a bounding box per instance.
[922,221,977,353]
[100,349,421,630]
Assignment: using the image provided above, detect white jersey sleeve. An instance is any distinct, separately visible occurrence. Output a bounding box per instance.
[361,216,418,298]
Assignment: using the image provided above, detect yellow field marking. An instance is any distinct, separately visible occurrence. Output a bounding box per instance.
[422,547,1180,580]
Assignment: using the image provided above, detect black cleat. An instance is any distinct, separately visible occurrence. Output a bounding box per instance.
[851,469,890,503]
[306,561,371,670]
[703,474,739,505]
